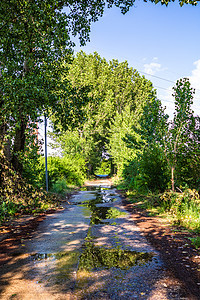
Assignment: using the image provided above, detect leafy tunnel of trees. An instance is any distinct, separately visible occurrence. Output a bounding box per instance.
[0,0,199,223]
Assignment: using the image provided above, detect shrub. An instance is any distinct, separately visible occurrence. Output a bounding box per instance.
[95,159,111,175]
[139,145,170,192]
[37,155,87,190]
[159,189,200,232]
[51,179,68,195]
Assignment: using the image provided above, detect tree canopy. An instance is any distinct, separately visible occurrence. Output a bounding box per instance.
[51,51,158,175]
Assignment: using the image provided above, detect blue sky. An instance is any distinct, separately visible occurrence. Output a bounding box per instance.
[74,1,200,118]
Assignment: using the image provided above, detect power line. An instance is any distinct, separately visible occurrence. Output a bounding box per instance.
[154,85,172,92]
[138,70,200,93]
[138,71,175,84]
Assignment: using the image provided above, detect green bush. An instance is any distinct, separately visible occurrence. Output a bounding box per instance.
[121,160,139,190]
[121,144,170,193]
[51,179,68,194]
[37,155,87,190]
[159,189,200,232]
[139,145,170,192]
[95,159,111,175]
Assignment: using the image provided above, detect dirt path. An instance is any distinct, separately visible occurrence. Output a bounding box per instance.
[0,180,199,299]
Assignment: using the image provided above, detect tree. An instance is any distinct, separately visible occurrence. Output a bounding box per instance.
[54,52,157,174]
[121,96,169,191]
[176,115,200,188]
[107,105,140,176]
[164,78,195,191]
[0,0,136,175]
[147,0,197,6]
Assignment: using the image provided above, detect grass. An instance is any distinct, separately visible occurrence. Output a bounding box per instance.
[188,236,200,249]
[124,188,200,234]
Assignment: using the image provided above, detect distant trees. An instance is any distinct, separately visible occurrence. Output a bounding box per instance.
[51,51,157,175]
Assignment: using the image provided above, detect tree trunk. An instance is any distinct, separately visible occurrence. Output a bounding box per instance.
[110,158,115,176]
[11,119,27,174]
[0,123,11,163]
[171,166,175,192]
[87,163,94,176]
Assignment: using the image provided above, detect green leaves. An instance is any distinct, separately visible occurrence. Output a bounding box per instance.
[163,78,198,190]
[60,51,157,175]
[147,0,197,6]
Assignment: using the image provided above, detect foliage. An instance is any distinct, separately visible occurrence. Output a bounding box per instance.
[147,0,198,6]
[159,189,200,232]
[175,115,200,189]
[120,160,141,191]
[107,106,139,176]
[0,152,61,223]
[139,143,170,192]
[119,96,169,192]
[160,188,200,211]
[51,179,69,195]
[188,236,200,249]
[95,159,111,175]
[38,156,86,190]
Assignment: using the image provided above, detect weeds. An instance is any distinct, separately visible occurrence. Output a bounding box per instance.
[188,237,200,249]
[126,187,200,233]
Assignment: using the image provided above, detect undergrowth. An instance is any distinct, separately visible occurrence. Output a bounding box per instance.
[124,187,200,234]
[0,156,63,224]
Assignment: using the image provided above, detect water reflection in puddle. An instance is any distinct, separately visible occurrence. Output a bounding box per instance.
[73,186,126,225]
[89,206,126,225]
[30,242,154,272]
[79,241,154,271]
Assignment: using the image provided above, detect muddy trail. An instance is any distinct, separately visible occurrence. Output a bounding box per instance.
[0,179,197,299]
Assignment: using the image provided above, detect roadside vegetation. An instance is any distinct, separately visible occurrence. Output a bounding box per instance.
[114,77,200,242]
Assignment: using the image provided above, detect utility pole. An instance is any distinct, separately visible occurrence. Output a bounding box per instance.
[44,115,48,192]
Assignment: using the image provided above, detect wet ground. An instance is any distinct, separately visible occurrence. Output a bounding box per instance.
[0,179,195,299]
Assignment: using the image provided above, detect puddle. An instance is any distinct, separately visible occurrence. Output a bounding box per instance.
[74,187,126,225]
[89,206,126,225]
[29,242,154,274]
[79,241,154,271]
[80,200,126,225]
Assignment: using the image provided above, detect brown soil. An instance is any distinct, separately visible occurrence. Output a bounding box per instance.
[0,209,59,266]
[122,197,200,299]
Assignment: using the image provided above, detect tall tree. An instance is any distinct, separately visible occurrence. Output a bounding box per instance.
[163,78,195,191]
[53,52,157,174]
[0,0,136,174]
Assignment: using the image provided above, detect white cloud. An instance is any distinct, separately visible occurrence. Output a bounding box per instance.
[189,59,200,116]
[189,59,200,90]
[144,62,162,75]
